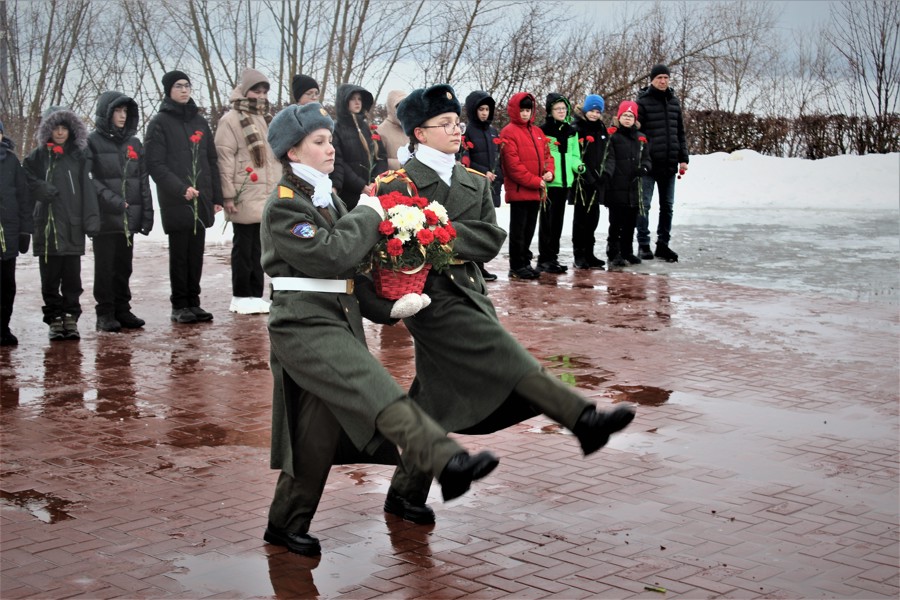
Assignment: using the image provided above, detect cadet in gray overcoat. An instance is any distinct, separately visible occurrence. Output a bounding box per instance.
[260,103,499,556]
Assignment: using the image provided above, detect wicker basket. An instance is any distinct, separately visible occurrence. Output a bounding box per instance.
[373,263,431,300]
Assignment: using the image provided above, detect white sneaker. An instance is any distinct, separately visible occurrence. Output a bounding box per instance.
[229,297,254,314]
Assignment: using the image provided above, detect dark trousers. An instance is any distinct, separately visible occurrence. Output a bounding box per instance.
[538,186,568,264]
[608,204,639,257]
[231,222,264,297]
[39,255,82,323]
[1,257,16,333]
[508,201,540,269]
[168,229,205,309]
[572,185,602,259]
[93,234,134,317]
[637,173,676,246]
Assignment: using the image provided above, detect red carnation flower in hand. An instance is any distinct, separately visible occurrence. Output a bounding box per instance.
[416,228,435,245]
[414,196,428,209]
[46,142,54,149]
[378,220,395,235]
[579,137,585,144]
[493,138,504,145]
[190,134,201,144]
[371,133,382,141]
[466,141,474,149]
[386,238,404,256]
[127,146,138,160]
[249,172,259,182]
[444,222,456,238]
[52,145,64,155]
[245,166,254,173]
[607,127,617,135]
[423,209,438,226]
[434,226,451,244]
[370,124,378,131]
[638,136,648,143]
[586,135,595,143]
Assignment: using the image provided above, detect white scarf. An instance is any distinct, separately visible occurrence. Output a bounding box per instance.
[414,144,456,186]
[290,162,334,209]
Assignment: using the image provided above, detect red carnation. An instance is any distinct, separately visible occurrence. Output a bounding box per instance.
[493,138,504,145]
[434,226,451,244]
[586,135,595,143]
[52,145,64,155]
[414,196,428,209]
[416,228,435,245]
[386,238,404,256]
[638,136,648,143]
[245,166,254,173]
[126,146,138,160]
[371,133,382,141]
[249,172,259,182]
[444,222,456,238]
[378,220,395,235]
[423,209,438,226]
[46,142,54,149]
[194,130,203,138]
[552,140,560,146]
[579,137,585,144]
[190,134,201,144]
[380,196,397,210]
[466,141,474,149]
[370,124,378,131]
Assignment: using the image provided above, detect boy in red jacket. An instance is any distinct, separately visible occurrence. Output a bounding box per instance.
[499,93,554,280]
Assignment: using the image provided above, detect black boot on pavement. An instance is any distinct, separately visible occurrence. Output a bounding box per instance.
[263,524,322,556]
[654,243,679,262]
[96,314,121,332]
[438,451,499,501]
[573,405,636,456]
[638,244,654,260]
[384,488,436,524]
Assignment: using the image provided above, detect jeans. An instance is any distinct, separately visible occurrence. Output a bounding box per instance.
[637,173,676,246]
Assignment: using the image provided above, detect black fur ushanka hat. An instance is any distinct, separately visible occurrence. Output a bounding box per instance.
[396,84,461,136]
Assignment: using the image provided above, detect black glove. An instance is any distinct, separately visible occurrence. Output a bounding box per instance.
[140,227,151,236]
[45,183,60,202]
[18,233,30,254]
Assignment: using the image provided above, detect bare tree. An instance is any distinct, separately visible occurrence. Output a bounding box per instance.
[826,0,900,152]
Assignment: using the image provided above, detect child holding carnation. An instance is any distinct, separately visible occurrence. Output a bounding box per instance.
[571,94,611,269]
[604,101,651,268]
[499,92,554,280]
[23,107,100,341]
[87,91,154,332]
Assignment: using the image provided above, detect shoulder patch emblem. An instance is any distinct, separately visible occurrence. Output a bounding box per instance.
[278,185,294,199]
[291,222,317,238]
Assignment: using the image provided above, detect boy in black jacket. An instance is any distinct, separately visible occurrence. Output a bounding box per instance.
[88,91,154,332]
[571,95,610,269]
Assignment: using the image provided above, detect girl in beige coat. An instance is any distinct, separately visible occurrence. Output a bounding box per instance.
[215,68,279,314]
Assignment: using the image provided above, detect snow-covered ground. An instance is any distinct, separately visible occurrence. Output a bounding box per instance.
[146,151,900,304]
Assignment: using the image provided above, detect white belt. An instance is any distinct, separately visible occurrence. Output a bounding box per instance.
[271,277,354,294]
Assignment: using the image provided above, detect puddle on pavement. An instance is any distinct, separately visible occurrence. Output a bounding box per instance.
[170,522,407,598]
[165,422,268,449]
[0,489,75,523]
[545,354,612,389]
[608,385,672,406]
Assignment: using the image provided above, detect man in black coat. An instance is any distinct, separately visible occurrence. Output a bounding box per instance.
[0,121,32,346]
[635,64,689,262]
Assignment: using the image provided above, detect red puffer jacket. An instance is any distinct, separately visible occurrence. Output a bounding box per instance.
[499,92,554,202]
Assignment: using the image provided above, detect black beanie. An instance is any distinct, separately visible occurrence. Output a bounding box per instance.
[650,64,671,79]
[162,70,191,97]
[292,74,319,103]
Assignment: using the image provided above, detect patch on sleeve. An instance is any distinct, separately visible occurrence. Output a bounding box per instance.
[290,222,317,238]
[278,185,294,199]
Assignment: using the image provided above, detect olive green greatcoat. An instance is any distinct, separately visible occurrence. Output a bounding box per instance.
[260,176,403,478]
[375,158,542,434]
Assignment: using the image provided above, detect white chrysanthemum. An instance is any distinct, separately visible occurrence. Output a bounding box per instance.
[427,201,449,224]
[389,205,426,234]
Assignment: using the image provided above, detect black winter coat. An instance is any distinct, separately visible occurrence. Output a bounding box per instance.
[145,97,223,234]
[636,85,689,177]
[88,91,154,237]
[571,114,611,207]
[605,125,651,208]
[0,138,31,260]
[331,84,386,210]
[463,90,503,205]
[23,108,100,257]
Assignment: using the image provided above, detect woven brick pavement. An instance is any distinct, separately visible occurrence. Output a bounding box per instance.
[1,243,898,599]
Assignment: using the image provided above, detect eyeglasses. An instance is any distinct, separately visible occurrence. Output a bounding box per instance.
[173,83,192,90]
[419,122,464,135]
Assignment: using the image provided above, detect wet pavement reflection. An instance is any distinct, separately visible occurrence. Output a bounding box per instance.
[1,240,897,599]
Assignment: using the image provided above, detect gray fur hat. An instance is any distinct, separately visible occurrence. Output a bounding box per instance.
[397,84,461,136]
[267,103,334,159]
[35,106,89,150]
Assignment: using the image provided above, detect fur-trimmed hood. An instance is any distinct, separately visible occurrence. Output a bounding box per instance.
[464,90,495,130]
[35,106,89,150]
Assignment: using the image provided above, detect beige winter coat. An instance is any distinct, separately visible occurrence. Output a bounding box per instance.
[376,89,409,171]
[215,69,279,224]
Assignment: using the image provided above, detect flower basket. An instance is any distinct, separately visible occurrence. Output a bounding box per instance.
[373,263,431,300]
